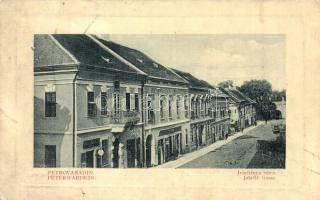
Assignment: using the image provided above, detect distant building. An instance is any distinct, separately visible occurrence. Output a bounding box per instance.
[220,87,256,132]
[173,70,231,152]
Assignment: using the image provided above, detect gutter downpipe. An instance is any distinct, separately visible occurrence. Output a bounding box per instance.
[72,67,79,168]
[141,78,146,167]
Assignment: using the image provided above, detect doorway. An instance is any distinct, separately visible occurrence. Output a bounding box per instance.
[146,135,152,167]
[127,139,136,168]
[112,138,120,168]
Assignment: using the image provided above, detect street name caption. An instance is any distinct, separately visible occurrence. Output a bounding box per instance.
[238,170,276,181]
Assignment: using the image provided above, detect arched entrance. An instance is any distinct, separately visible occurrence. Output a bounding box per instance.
[146,135,152,167]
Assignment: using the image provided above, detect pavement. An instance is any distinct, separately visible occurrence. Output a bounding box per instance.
[179,119,284,168]
[155,121,264,168]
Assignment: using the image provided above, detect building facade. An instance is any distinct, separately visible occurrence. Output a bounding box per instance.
[172,70,231,153]
[98,38,190,167]
[34,35,147,168]
[220,87,256,133]
[34,34,234,168]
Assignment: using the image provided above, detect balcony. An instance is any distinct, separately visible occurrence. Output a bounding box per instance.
[110,110,141,125]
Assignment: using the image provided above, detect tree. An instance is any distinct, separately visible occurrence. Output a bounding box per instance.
[239,79,272,101]
[270,89,286,101]
[217,80,233,88]
[239,79,273,121]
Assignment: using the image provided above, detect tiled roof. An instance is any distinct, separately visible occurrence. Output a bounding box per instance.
[220,88,249,103]
[50,34,141,74]
[171,68,214,89]
[237,91,256,104]
[95,37,187,83]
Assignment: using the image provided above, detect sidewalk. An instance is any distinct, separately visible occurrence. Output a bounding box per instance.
[155,121,264,168]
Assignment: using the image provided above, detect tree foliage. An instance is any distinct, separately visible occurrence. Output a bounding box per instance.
[239,79,272,101]
[239,79,285,120]
[271,90,286,101]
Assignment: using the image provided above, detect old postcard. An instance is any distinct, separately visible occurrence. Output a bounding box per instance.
[0,1,319,200]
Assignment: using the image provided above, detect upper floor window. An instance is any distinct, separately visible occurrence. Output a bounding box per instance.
[176,96,181,119]
[114,93,120,114]
[160,95,165,120]
[185,129,188,145]
[114,81,120,92]
[45,92,56,117]
[101,92,107,115]
[87,92,96,117]
[134,93,139,111]
[184,96,189,118]
[168,95,173,120]
[126,93,131,111]
[148,95,155,123]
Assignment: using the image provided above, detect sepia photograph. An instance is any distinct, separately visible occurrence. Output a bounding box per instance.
[34,34,286,169]
[2,0,320,199]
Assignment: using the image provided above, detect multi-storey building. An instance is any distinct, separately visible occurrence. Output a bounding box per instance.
[96,38,190,167]
[34,34,147,168]
[172,70,231,152]
[220,87,256,132]
[34,34,233,168]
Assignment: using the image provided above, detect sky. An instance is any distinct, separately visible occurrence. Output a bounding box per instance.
[101,34,286,91]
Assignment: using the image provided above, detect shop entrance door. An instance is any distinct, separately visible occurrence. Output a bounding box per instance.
[127,139,136,168]
[112,138,120,168]
[146,135,152,167]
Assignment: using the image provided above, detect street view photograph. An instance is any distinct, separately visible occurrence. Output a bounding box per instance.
[34,34,286,169]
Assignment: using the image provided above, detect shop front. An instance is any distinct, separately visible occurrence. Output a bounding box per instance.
[77,124,143,168]
[156,126,182,165]
[78,131,113,168]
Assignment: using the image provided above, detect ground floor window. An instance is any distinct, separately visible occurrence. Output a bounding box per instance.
[81,150,94,168]
[45,145,56,168]
[96,139,109,168]
[185,129,188,145]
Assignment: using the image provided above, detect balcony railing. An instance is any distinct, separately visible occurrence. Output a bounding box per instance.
[111,110,140,124]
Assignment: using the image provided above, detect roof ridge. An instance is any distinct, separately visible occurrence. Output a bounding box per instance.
[87,35,147,76]
[97,37,188,83]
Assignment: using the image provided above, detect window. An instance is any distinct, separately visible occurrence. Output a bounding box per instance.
[185,129,188,145]
[126,93,131,111]
[184,96,188,118]
[176,96,181,119]
[114,81,120,92]
[45,145,56,167]
[191,128,194,142]
[134,94,139,111]
[168,96,173,119]
[81,150,94,168]
[147,95,155,123]
[114,93,120,114]
[160,96,165,120]
[45,92,56,117]
[101,92,107,115]
[87,92,96,117]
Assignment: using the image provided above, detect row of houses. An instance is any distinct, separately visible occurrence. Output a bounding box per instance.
[34,34,256,168]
